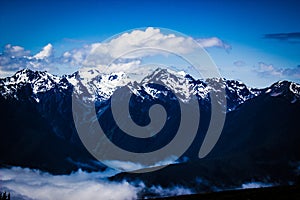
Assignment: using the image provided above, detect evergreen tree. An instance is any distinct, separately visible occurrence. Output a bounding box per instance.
[0,192,10,200]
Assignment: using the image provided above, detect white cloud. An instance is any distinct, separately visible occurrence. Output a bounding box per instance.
[0,167,194,200]
[0,43,59,77]
[4,44,30,57]
[67,27,197,68]
[256,62,282,76]
[33,43,53,59]
[197,37,231,51]
[0,167,137,200]
[0,28,231,77]
[255,62,300,79]
[62,27,231,69]
[0,44,31,73]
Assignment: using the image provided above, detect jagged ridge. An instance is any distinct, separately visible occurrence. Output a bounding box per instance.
[1,68,299,111]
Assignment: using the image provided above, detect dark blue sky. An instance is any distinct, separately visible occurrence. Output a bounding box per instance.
[0,0,300,86]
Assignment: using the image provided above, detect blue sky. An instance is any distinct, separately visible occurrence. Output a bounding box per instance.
[0,0,300,87]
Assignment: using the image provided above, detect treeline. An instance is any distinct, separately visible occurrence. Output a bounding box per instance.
[0,192,10,200]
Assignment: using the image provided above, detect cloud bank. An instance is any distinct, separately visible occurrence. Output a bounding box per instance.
[0,167,137,200]
[0,27,230,77]
[0,43,55,74]
[0,167,193,200]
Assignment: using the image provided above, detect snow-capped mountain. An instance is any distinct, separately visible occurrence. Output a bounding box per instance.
[0,69,62,97]
[266,80,300,103]
[67,68,131,101]
[1,68,299,112]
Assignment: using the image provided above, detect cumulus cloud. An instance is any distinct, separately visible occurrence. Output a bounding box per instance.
[0,27,230,77]
[256,62,282,76]
[0,44,31,73]
[0,43,58,77]
[64,27,230,68]
[0,167,194,200]
[3,44,30,58]
[33,43,53,59]
[255,62,300,80]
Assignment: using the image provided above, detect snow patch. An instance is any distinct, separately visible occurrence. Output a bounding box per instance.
[266,88,272,93]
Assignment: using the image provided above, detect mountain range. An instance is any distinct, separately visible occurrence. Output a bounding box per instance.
[0,68,300,193]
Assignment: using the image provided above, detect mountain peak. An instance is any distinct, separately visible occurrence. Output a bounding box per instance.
[139,68,196,101]
[267,80,300,95]
[141,68,187,83]
[289,82,300,96]
[263,81,300,104]
[0,68,64,99]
